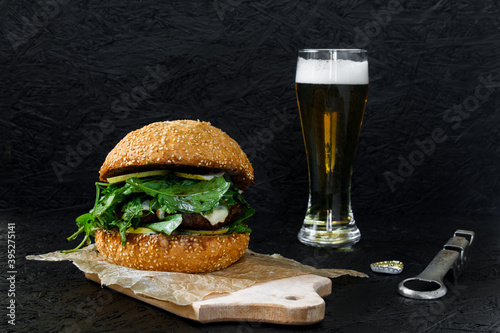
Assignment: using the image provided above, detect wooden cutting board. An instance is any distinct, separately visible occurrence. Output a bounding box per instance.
[85,273,331,325]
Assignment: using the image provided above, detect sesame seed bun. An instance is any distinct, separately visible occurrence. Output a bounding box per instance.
[95,230,250,273]
[99,120,254,190]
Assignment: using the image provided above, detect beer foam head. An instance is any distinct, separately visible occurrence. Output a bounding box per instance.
[295,58,368,85]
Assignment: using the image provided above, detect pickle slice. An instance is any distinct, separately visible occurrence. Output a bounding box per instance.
[183,227,230,235]
[125,227,157,234]
[173,171,224,181]
[107,170,171,184]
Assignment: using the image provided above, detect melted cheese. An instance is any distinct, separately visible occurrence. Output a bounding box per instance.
[202,205,229,226]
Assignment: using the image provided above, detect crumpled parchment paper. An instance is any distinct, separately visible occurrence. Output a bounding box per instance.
[27,245,367,306]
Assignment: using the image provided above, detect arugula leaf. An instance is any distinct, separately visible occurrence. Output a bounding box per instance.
[226,206,254,234]
[226,220,252,234]
[61,213,99,253]
[128,176,230,213]
[157,194,220,213]
[121,196,144,222]
[127,176,229,199]
[106,218,132,246]
[93,192,117,217]
[143,214,182,235]
[65,173,253,251]
[225,184,254,234]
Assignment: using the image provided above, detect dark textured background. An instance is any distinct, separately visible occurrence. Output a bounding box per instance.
[2,0,500,225]
[1,0,500,332]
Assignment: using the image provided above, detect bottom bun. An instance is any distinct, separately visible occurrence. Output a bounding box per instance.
[95,229,250,273]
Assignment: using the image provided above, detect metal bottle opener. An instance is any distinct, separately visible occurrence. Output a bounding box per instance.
[398,229,475,300]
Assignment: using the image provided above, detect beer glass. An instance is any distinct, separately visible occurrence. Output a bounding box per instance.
[296,49,368,247]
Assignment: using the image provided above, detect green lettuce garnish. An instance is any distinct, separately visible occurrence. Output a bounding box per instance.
[63,174,253,253]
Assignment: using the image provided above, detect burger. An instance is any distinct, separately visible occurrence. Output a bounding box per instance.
[64,120,254,273]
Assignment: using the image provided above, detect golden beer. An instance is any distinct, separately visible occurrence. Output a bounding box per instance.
[296,49,368,247]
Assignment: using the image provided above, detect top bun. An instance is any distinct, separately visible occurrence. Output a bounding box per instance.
[99,120,254,190]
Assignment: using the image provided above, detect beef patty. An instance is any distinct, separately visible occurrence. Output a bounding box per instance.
[118,204,243,231]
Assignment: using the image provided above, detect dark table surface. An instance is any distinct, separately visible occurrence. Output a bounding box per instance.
[4,209,500,333]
